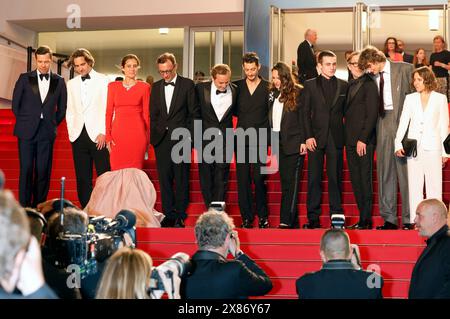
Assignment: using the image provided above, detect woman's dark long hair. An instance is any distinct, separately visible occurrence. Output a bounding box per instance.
[383,37,400,55]
[269,62,302,112]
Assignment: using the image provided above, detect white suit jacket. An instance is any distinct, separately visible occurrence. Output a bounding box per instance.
[395,91,449,157]
[66,69,109,142]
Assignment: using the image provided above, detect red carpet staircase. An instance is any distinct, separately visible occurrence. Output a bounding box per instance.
[1,108,442,298]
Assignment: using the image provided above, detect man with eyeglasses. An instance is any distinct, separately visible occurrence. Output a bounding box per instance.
[150,52,200,228]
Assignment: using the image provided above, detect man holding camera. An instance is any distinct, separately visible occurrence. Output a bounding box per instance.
[296,229,384,299]
[181,210,272,299]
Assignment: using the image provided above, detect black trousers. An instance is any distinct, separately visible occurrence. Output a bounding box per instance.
[18,120,54,207]
[346,144,374,224]
[198,160,230,208]
[279,148,304,227]
[307,133,343,223]
[235,145,268,222]
[154,134,190,220]
[71,126,110,208]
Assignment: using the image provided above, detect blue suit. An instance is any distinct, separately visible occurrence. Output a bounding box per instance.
[12,70,67,207]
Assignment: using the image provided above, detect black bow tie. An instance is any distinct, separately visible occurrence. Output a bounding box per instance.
[216,89,227,95]
[39,73,49,81]
[81,74,91,81]
[164,82,175,87]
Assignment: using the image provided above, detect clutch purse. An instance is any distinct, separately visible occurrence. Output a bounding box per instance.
[444,134,450,154]
[401,120,417,157]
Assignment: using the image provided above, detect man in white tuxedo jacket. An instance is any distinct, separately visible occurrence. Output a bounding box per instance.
[66,49,110,207]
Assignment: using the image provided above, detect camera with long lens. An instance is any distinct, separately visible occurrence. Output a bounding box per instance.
[148,252,191,294]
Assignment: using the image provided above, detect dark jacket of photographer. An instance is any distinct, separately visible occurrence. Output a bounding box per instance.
[296,260,384,299]
[181,250,272,299]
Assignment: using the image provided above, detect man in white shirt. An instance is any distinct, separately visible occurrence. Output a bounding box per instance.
[12,45,67,208]
[195,64,237,208]
[66,48,110,208]
[150,53,200,228]
[358,46,414,230]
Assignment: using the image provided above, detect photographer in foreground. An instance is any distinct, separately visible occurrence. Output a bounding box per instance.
[296,228,383,299]
[0,191,57,298]
[181,210,273,299]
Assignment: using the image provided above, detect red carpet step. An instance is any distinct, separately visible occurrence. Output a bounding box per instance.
[137,228,425,299]
[0,108,438,299]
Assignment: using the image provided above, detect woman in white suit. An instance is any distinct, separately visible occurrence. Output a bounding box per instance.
[395,66,449,228]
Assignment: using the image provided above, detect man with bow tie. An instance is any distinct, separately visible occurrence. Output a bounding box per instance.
[150,52,200,228]
[66,48,110,208]
[195,64,237,208]
[297,29,319,85]
[12,45,67,208]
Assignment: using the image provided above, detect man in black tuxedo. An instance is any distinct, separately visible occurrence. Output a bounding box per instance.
[302,50,348,228]
[233,52,270,228]
[196,64,237,208]
[397,39,414,64]
[296,229,383,299]
[150,52,199,228]
[12,46,67,208]
[297,29,318,84]
[345,51,379,229]
[181,210,272,299]
[409,199,450,299]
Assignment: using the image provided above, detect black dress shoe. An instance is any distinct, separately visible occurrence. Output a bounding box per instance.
[278,223,290,229]
[302,222,321,229]
[259,218,269,229]
[402,223,415,230]
[376,222,398,230]
[174,218,185,228]
[161,217,176,228]
[241,219,253,228]
[348,222,372,230]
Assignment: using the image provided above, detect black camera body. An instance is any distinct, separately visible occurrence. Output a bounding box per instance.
[209,201,226,212]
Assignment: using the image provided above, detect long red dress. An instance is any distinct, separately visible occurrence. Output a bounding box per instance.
[105,81,150,170]
[85,81,163,227]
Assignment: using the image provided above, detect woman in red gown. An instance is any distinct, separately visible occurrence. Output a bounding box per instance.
[85,54,163,227]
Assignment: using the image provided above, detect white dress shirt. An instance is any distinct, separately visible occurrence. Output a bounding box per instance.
[375,60,394,110]
[272,97,283,132]
[211,81,232,122]
[37,70,50,118]
[164,74,177,114]
[80,73,90,109]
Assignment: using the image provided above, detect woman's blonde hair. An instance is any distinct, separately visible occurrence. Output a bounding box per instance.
[96,247,153,299]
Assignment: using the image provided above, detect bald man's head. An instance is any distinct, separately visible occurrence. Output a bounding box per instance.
[415,199,448,237]
[320,229,351,262]
[304,29,318,45]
